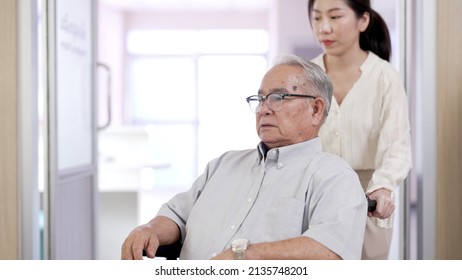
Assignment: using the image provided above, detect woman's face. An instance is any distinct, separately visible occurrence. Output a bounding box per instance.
[310,0,369,56]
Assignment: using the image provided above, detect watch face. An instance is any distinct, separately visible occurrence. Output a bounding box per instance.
[232,239,249,260]
[232,239,249,251]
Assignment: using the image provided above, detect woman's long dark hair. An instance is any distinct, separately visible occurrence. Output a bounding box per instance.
[307,0,391,62]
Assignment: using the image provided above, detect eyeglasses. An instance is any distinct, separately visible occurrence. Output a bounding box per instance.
[246,92,316,113]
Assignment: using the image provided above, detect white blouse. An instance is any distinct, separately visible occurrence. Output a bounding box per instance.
[312,52,412,195]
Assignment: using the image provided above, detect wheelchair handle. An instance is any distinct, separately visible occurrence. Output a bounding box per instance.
[366,195,377,212]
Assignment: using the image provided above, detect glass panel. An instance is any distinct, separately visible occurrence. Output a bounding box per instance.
[197,55,266,171]
[56,0,93,170]
[128,57,196,122]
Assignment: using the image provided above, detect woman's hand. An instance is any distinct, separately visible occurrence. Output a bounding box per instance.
[368,188,394,219]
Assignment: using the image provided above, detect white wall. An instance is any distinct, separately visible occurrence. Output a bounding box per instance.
[126,10,268,30]
[269,0,321,62]
[124,0,320,64]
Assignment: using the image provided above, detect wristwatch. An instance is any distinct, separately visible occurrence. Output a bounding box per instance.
[231,239,249,260]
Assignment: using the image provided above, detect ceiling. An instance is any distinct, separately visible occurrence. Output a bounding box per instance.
[99,0,272,12]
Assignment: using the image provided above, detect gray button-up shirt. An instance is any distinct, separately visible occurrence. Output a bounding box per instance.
[157,137,367,260]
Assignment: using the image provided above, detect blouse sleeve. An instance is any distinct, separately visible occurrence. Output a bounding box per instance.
[366,67,412,194]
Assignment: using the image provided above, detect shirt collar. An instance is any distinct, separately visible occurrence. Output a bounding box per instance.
[257,137,323,168]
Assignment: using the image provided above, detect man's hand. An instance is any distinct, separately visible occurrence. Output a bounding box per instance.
[368,188,394,219]
[121,216,181,260]
[121,224,160,260]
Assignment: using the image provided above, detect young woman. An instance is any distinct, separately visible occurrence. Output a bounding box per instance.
[308,0,412,259]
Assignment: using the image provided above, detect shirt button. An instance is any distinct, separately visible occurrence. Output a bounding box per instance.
[211,253,217,257]
[278,162,283,168]
[247,198,252,202]
[271,150,276,156]
[335,132,339,136]
[230,225,235,230]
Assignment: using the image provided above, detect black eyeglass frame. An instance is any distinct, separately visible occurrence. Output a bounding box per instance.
[245,92,316,113]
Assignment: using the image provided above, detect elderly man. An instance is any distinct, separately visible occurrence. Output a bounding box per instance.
[121,54,367,260]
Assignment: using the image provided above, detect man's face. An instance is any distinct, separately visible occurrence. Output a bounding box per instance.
[256,64,321,149]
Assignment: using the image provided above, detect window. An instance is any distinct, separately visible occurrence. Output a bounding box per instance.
[126,29,268,222]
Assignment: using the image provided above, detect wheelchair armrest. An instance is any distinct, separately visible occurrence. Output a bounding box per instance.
[143,241,183,260]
